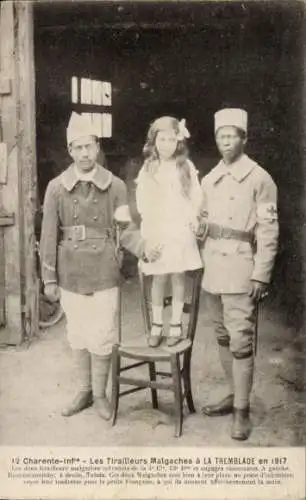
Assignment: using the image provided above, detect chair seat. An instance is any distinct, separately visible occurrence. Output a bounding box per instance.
[118,338,192,360]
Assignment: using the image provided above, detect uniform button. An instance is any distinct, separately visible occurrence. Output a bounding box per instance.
[73,215,78,219]
[222,252,227,256]
[230,196,235,200]
[74,244,78,249]
[73,199,78,204]
[93,199,98,204]
[229,217,233,220]
[92,244,97,249]
[93,216,98,220]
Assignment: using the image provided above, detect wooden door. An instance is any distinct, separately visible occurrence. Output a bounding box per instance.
[0,1,38,344]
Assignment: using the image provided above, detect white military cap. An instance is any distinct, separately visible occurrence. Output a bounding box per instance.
[67,112,101,144]
[214,108,248,133]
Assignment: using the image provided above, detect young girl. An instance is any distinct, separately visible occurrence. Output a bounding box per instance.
[136,116,203,347]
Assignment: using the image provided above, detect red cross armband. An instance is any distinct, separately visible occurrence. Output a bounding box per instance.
[257,203,278,222]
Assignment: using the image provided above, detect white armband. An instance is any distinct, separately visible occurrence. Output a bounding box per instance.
[257,203,278,221]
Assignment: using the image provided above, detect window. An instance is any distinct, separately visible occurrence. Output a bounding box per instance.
[71,77,112,138]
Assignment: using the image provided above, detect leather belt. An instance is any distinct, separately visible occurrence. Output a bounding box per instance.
[207,223,253,243]
[61,225,113,242]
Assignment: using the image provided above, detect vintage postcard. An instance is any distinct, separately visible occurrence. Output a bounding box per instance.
[0,0,305,499]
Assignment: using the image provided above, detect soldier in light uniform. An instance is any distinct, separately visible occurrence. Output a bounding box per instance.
[40,112,127,420]
[199,108,279,440]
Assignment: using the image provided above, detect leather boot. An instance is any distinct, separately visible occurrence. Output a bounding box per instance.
[231,406,251,440]
[201,394,234,416]
[61,390,93,417]
[94,397,112,420]
[61,349,92,417]
[91,354,112,420]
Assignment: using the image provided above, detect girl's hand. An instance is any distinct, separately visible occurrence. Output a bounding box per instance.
[189,219,200,233]
[144,242,163,262]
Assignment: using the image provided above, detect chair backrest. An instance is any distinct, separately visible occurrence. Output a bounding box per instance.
[138,267,203,343]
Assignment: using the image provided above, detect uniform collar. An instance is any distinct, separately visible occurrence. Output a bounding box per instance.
[211,154,255,184]
[74,164,97,181]
[61,163,113,191]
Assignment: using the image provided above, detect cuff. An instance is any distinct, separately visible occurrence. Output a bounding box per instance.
[42,261,57,283]
[251,270,270,284]
[43,280,57,285]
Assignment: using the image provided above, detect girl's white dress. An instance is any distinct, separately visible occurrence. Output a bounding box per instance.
[136,159,203,275]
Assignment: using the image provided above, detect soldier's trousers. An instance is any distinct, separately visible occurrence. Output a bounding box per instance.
[205,292,256,409]
[205,292,256,357]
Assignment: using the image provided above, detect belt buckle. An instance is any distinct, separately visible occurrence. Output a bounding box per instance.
[72,225,86,241]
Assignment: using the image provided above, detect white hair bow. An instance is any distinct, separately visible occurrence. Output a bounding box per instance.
[177,118,191,140]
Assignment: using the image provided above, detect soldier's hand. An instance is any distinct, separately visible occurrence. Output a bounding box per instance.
[144,242,163,263]
[249,280,269,301]
[44,283,61,303]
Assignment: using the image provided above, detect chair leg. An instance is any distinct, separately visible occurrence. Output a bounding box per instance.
[171,353,183,438]
[148,362,158,409]
[111,345,120,426]
[183,351,196,414]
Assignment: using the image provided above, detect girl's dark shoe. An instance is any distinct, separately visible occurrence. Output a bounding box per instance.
[167,323,184,347]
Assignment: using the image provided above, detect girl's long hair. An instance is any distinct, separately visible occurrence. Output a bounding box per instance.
[142,116,191,198]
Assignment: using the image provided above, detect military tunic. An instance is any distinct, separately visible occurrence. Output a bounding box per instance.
[200,154,279,356]
[40,163,127,293]
[40,163,127,355]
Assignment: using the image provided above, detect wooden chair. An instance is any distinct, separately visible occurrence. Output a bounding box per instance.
[111,267,203,437]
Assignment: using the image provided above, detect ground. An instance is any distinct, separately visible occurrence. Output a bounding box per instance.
[0,277,305,448]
